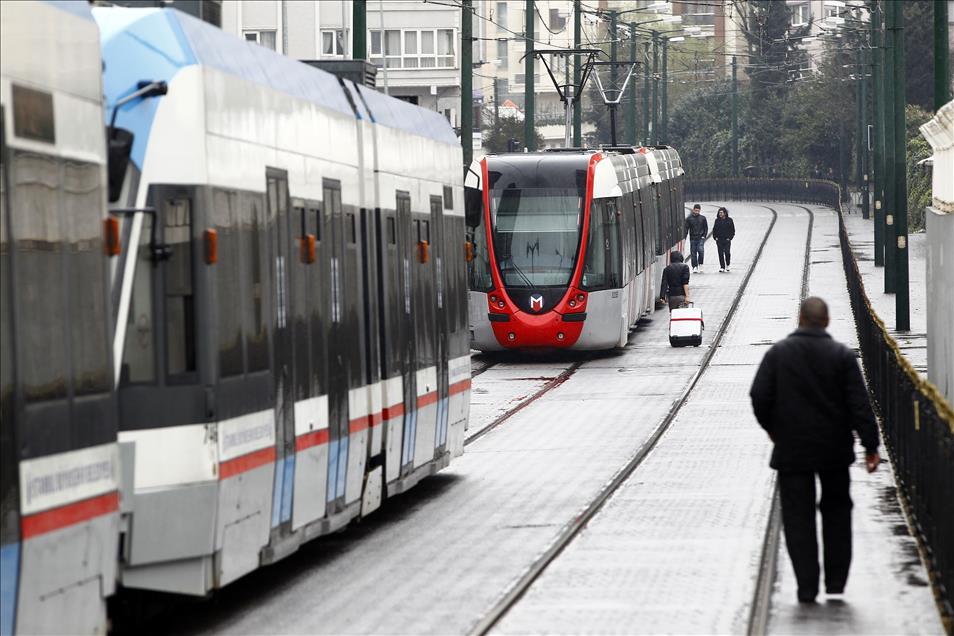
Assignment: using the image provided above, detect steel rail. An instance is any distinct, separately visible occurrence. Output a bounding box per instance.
[469,204,783,635]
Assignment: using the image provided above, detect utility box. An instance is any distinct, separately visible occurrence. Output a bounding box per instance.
[302,60,377,88]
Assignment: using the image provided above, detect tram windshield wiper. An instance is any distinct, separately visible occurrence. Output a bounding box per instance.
[502,258,534,288]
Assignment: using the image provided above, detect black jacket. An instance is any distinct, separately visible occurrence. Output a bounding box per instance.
[712,216,735,241]
[685,213,708,240]
[660,262,690,297]
[750,328,879,471]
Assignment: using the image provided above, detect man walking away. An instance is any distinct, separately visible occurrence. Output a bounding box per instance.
[685,204,708,273]
[658,250,690,310]
[712,207,735,272]
[750,297,880,604]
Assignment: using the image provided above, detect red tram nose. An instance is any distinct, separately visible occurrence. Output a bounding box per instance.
[487,288,587,349]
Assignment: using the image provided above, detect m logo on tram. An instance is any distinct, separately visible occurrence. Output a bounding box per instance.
[530,295,544,312]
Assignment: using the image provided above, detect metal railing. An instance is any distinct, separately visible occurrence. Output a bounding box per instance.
[687,178,954,625]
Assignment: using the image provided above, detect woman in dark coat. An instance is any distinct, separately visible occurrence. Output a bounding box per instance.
[712,207,736,272]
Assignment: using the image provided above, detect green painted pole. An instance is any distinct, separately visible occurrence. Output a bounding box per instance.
[893,0,909,329]
[461,0,472,167]
[628,26,637,145]
[936,0,952,109]
[661,37,668,144]
[352,0,366,60]
[731,55,738,177]
[856,47,864,205]
[524,0,535,150]
[642,41,650,145]
[651,30,659,145]
[573,0,582,146]
[861,45,870,220]
[872,0,885,266]
[883,0,897,293]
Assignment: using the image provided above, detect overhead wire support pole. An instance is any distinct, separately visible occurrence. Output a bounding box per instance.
[883,0,897,293]
[353,0,366,60]
[892,0,909,330]
[651,30,659,145]
[461,0,473,168]
[628,25,637,145]
[524,0,535,151]
[872,0,885,266]
[731,55,738,177]
[642,41,650,145]
[532,48,600,149]
[936,0,952,109]
[856,46,864,214]
[610,10,619,120]
[592,60,638,147]
[861,44,870,220]
[661,36,668,144]
[573,0,582,146]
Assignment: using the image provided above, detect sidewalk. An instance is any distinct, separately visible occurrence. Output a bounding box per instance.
[767,204,944,635]
[841,211,928,376]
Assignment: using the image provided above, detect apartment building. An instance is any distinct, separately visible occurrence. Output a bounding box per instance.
[221,1,462,127]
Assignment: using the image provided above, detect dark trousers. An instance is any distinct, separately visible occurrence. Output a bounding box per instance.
[716,238,731,268]
[778,468,853,598]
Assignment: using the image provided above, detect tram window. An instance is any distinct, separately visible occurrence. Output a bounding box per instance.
[422,220,430,242]
[347,212,356,244]
[465,186,492,292]
[244,193,269,372]
[214,189,244,378]
[387,216,396,245]
[312,207,321,242]
[1,125,14,412]
[443,186,453,210]
[164,198,196,378]
[581,199,621,291]
[121,212,156,384]
[64,160,110,394]
[12,151,69,400]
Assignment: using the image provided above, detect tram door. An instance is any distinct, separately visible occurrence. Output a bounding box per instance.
[323,181,349,512]
[430,195,449,452]
[396,192,417,477]
[267,169,296,533]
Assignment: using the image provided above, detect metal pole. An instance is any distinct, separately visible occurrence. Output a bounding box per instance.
[861,44,870,220]
[524,0,535,150]
[661,37,668,144]
[352,0,366,60]
[856,47,864,207]
[379,1,389,95]
[642,41,650,145]
[893,0,909,329]
[573,0,582,147]
[652,31,659,146]
[628,26,637,145]
[494,76,499,127]
[936,0,952,109]
[883,0,897,293]
[461,0,473,167]
[872,0,885,266]
[610,11,619,99]
[731,55,738,177]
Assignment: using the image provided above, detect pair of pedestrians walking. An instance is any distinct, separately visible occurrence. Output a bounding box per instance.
[685,205,735,273]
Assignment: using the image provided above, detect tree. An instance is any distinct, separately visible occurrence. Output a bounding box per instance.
[482,112,543,153]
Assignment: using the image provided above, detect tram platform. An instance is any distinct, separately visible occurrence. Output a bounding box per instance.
[841,211,929,376]
[142,203,945,636]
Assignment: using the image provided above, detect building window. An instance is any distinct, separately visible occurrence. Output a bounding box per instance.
[244,29,276,51]
[496,2,508,29]
[496,40,508,67]
[321,29,346,57]
[369,29,456,70]
[549,8,566,31]
[824,6,842,19]
[791,4,810,27]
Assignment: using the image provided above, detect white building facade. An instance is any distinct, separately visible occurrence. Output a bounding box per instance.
[221,0,462,126]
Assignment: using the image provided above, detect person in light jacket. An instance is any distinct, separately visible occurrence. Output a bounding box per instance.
[712,207,735,272]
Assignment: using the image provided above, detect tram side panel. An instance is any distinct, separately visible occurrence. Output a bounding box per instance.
[1,2,121,633]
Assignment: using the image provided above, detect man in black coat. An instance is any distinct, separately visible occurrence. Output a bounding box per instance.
[750,297,881,603]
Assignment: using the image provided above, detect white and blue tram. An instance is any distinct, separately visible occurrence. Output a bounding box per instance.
[1,4,471,632]
[1,2,119,634]
[465,147,685,351]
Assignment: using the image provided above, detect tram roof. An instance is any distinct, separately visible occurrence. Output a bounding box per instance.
[94,7,457,169]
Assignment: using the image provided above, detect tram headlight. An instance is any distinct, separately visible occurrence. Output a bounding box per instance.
[576,293,585,302]
[498,301,505,308]
[569,299,576,308]
[557,332,565,340]
[508,332,516,341]
[490,295,498,303]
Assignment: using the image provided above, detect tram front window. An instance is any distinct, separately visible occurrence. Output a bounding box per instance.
[490,188,581,288]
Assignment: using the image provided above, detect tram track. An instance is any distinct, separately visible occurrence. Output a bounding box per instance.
[468,204,788,635]
[747,203,815,636]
